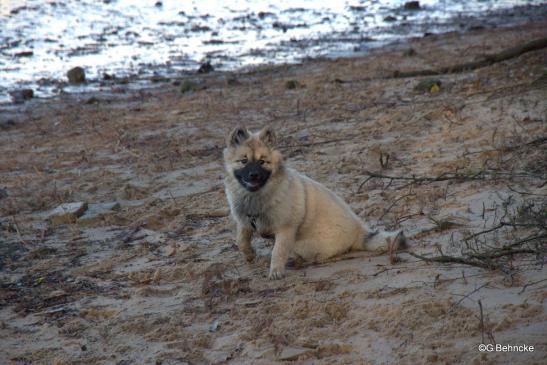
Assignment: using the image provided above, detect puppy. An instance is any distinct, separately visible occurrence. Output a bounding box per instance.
[223,126,405,279]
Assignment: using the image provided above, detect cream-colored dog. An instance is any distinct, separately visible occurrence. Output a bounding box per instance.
[223,126,405,279]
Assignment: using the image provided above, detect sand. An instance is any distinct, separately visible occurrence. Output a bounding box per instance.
[1,22,546,364]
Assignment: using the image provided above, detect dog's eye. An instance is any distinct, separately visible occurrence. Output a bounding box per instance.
[258,159,265,165]
[240,158,248,164]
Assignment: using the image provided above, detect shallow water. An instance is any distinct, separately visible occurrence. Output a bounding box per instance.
[1,0,546,103]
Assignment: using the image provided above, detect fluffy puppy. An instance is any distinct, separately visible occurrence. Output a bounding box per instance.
[223,126,405,279]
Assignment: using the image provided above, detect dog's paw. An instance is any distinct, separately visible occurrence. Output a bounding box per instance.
[268,267,285,280]
[243,250,256,263]
[239,247,256,262]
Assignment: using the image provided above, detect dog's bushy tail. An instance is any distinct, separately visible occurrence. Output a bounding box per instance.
[363,229,406,252]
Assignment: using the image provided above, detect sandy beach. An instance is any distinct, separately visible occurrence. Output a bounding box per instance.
[1,21,546,364]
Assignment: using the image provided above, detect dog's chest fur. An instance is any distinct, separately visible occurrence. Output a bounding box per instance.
[232,190,275,235]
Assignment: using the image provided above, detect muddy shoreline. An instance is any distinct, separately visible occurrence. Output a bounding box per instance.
[2,2,547,104]
[1,21,547,364]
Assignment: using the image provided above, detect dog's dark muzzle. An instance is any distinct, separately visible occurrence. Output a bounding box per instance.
[234,162,271,192]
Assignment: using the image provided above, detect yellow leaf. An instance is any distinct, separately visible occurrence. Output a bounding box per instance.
[430,84,440,93]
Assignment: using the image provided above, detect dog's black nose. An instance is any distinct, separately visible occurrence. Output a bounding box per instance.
[249,172,258,180]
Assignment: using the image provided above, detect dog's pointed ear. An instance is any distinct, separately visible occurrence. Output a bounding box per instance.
[258,126,277,148]
[228,126,250,146]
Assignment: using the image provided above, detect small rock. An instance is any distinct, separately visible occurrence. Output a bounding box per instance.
[414,78,442,93]
[77,202,120,226]
[103,72,114,80]
[197,61,214,74]
[0,188,7,199]
[14,51,33,57]
[278,346,313,361]
[257,11,274,19]
[404,1,421,10]
[9,89,33,103]
[384,15,397,22]
[272,21,288,32]
[48,202,88,225]
[209,319,219,332]
[155,1,162,7]
[67,66,86,84]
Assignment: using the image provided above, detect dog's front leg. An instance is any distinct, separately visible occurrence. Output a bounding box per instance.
[269,227,295,280]
[237,224,255,262]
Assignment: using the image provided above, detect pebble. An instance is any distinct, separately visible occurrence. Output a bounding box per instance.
[77,202,120,226]
[67,66,86,84]
[278,346,314,361]
[47,202,88,225]
[9,89,33,103]
[197,61,214,74]
[404,1,421,10]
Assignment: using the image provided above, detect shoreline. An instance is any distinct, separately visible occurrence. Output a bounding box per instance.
[2,3,547,105]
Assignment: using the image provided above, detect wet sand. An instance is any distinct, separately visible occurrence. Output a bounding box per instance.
[1,22,546,364]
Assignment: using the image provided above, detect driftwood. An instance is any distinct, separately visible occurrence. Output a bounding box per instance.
[357,169,544,193]
[392,37,547,78]
[407,251,493,270]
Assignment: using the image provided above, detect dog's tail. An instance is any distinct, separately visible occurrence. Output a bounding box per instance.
[363,229,406,252]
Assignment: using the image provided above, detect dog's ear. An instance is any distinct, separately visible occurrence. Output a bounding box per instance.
[258,126,277,148]
[228,126,250,146]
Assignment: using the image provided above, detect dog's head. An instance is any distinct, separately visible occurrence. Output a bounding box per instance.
[223,126,282,192]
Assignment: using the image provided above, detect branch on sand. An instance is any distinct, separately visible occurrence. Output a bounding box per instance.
[357,169,543,193]
[391,37,547,78]
[408,233,546,271]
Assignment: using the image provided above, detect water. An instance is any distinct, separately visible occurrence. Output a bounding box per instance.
[1,0,546,103]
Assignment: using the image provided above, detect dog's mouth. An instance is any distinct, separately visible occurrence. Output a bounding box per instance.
[234,162,271,192]
[242,179,263,191]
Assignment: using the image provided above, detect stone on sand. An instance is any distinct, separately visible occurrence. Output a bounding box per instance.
[67,66,86,84]
[278,346,314,361]
[77,202,121,226]
[9,89,34,103]
[48,202,88,225]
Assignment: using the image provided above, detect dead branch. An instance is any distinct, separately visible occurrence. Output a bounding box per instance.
[407,252,493,270]
[378,193,415,221]
[450,281,490,310]
[357,170,483,192]
[280,137,348,149]
[518,278,547,295]
[391,37,547,78]
[358,169,544,192]
[463,135,547,156]
[478,300,485,344]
